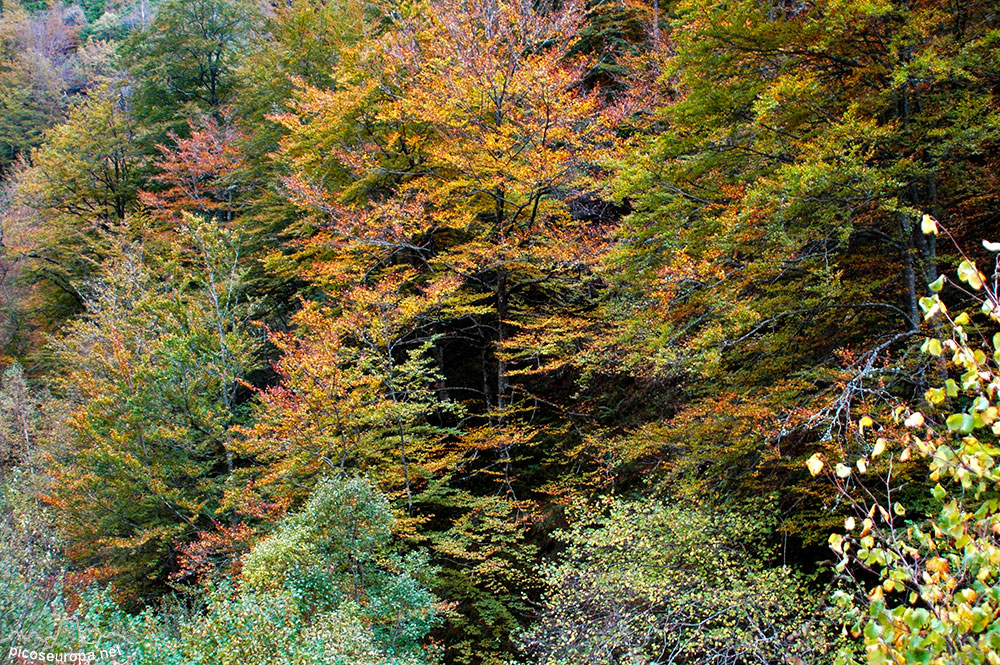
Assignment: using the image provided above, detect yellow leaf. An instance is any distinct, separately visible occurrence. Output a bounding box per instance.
[921,214,938,235]
[806,453,824,476]
[926,557,949,574]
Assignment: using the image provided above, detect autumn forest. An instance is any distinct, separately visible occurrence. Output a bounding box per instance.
[1,0,999,662]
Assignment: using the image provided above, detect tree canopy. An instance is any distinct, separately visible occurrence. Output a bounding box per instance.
[1,0,998,662]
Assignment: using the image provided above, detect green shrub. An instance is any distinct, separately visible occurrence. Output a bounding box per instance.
[522,500,837,665]
[242,475,439,656]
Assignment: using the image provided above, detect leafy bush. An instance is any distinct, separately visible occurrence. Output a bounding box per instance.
[3,475,439,664]
[522,500,838,665]
[0,474,64,656]
[242,475,439,657]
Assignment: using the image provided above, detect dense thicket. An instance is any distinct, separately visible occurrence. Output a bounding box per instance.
[0,0,998,662]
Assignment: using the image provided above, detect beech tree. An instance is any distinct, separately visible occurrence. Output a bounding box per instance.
[139,112,250,225]
[42,217,259,600]
[253,0,618,656]
[122,0,260,136]
[597,0,1000,537]
[0,4,66,171]
[10,84,143,322]
[272,0,615,503]
[235,273,460,512]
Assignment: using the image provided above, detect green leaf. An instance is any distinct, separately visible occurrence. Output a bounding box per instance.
[946,413,975,433]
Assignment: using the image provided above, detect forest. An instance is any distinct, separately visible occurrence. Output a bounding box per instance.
[0,0,999,661]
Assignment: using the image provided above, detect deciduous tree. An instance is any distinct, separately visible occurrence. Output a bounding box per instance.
[42,217,259,600]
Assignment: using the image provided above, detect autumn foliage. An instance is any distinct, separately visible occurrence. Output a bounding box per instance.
[1,0,999,662]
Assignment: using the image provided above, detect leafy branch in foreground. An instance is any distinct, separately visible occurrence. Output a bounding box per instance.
[812,221,1000,665]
